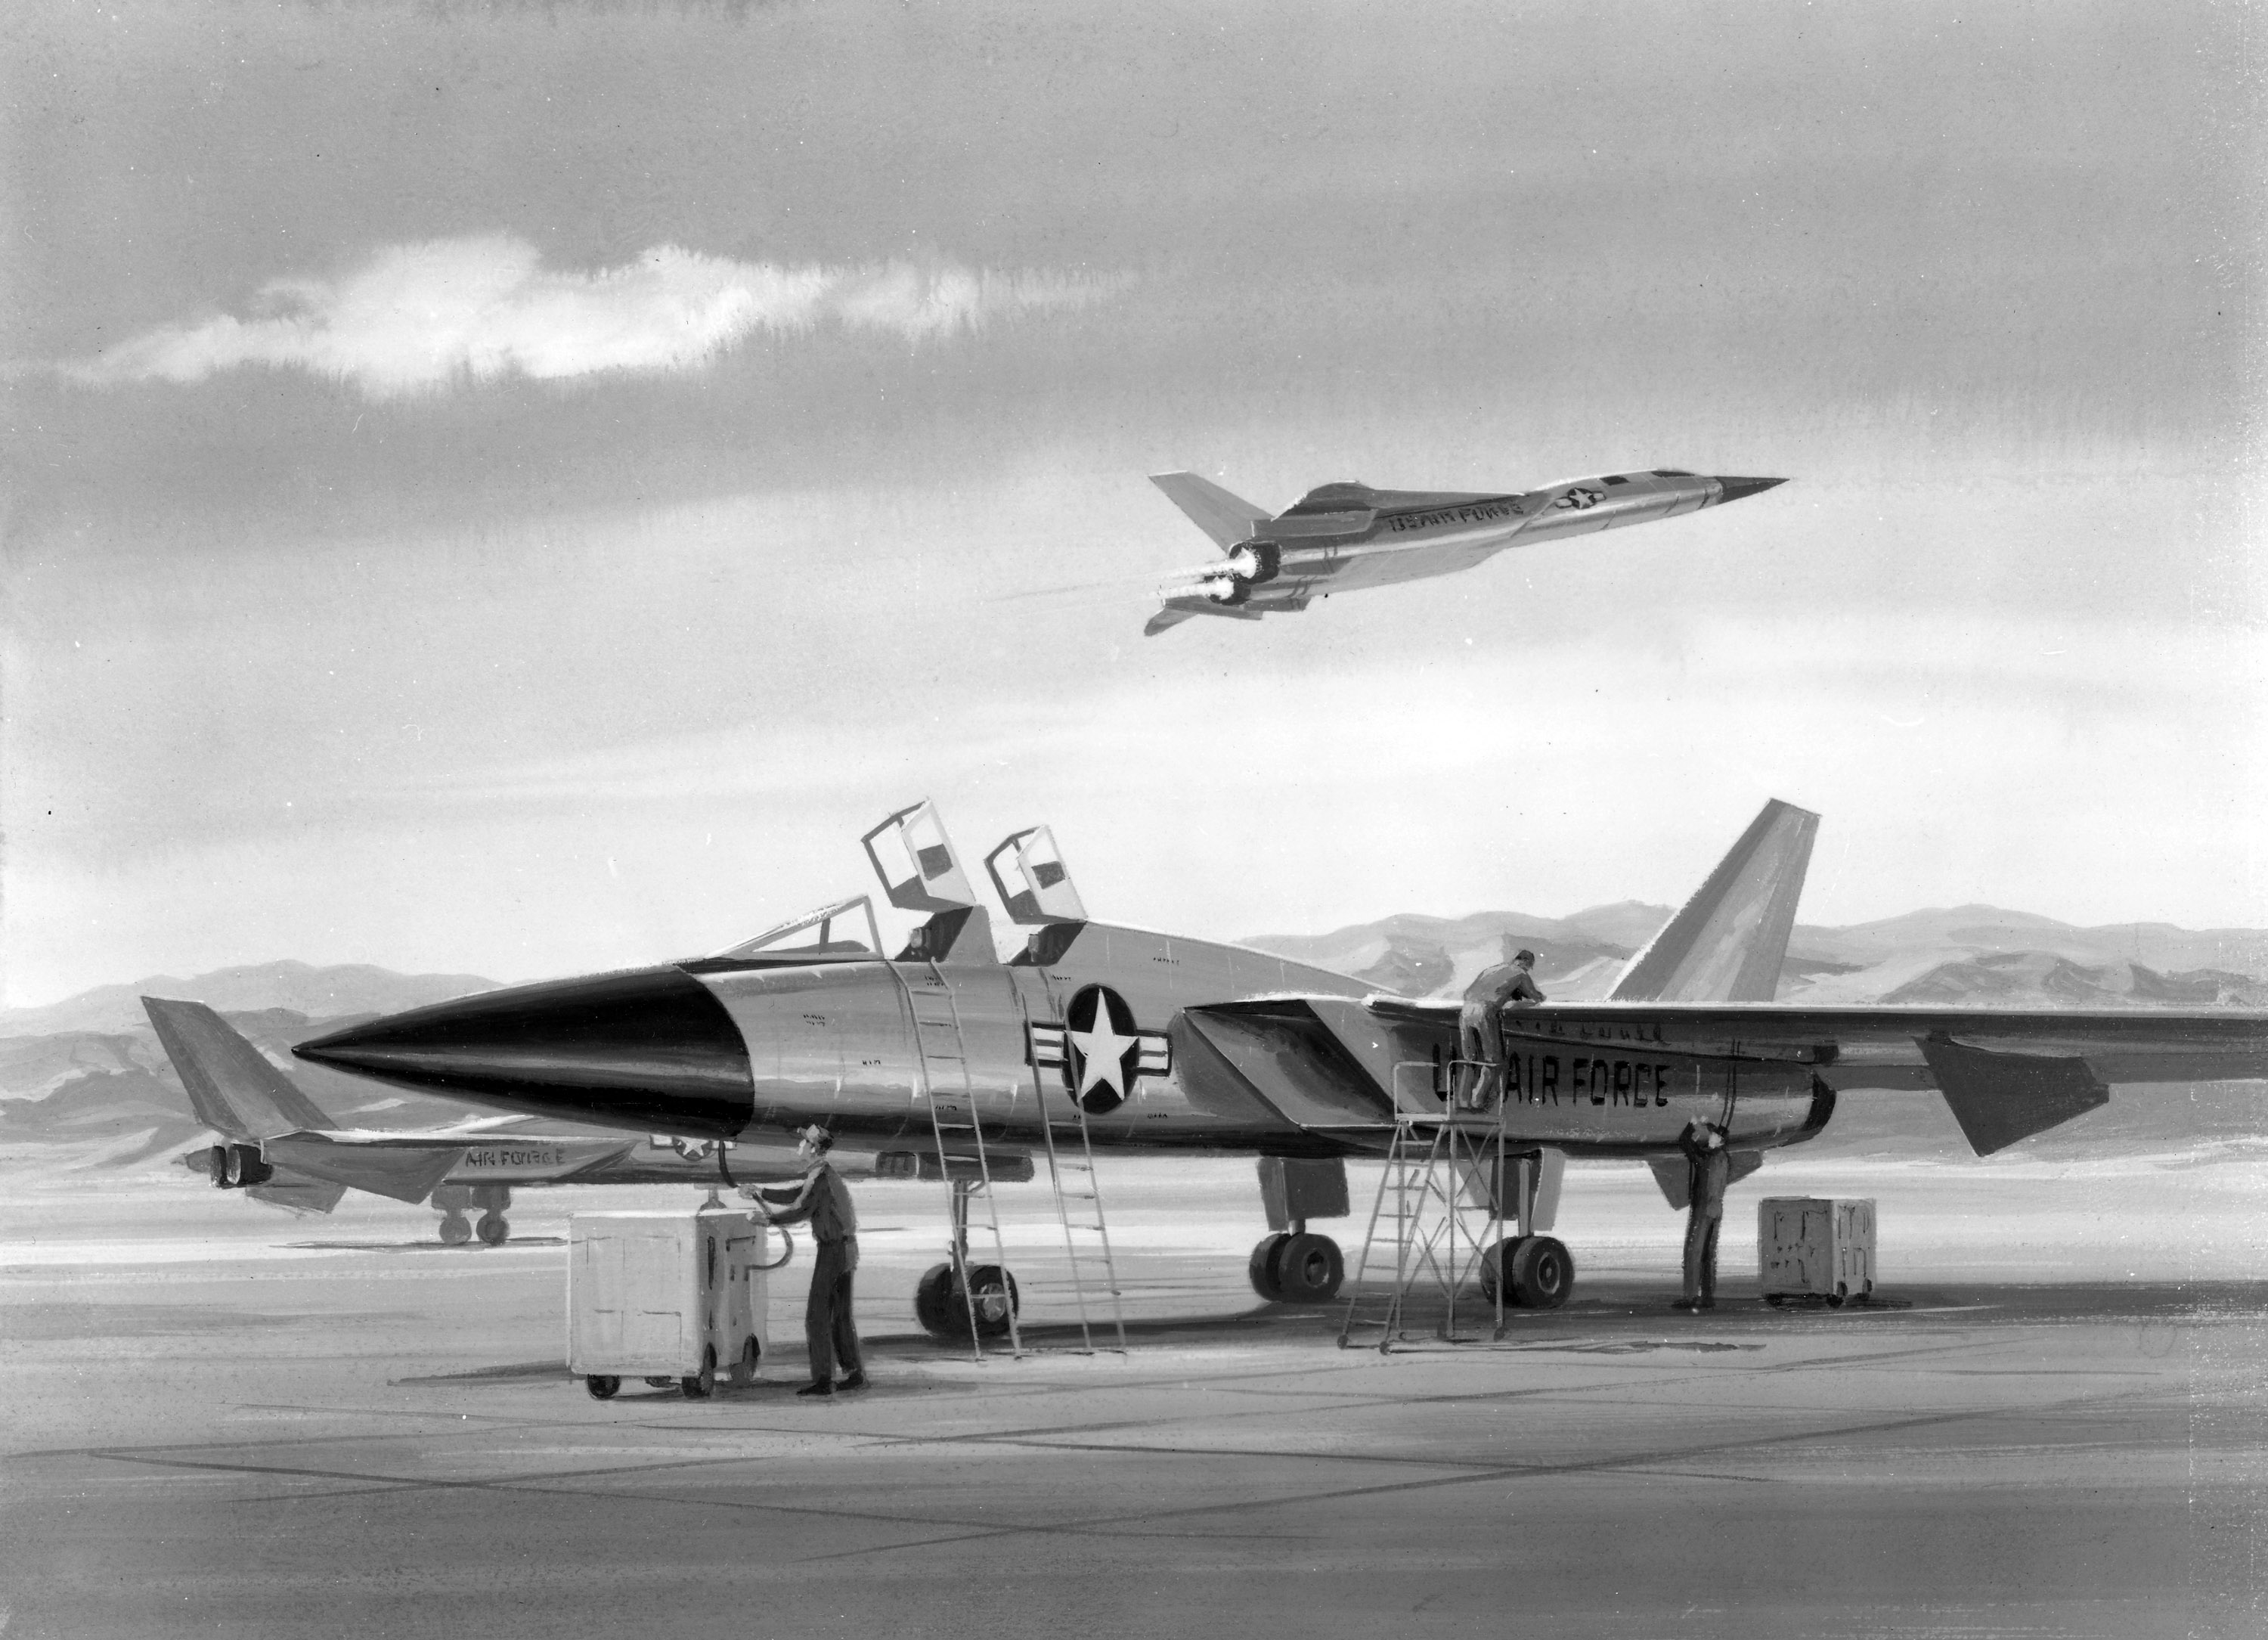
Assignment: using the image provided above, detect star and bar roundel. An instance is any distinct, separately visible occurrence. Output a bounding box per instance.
[1026,984,1171,1116]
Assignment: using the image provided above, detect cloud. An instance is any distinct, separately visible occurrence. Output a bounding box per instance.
[51,235,1129,398]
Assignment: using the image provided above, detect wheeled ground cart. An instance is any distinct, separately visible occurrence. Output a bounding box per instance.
[1758,1196,1876,1307]
[569,1208,774,1400]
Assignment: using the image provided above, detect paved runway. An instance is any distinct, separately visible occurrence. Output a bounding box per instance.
[4,1166,2264,1638]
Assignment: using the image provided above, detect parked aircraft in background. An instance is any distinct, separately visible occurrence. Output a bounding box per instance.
[1144,467,1786,633]
[283,795,2268,1346]
[145,998,1011,1245]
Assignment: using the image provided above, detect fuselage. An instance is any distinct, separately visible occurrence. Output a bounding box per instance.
[295,919,1832,1167]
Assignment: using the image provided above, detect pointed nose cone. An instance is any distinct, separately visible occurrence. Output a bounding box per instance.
[294,966,754,1137]
[1711,476,1788,505]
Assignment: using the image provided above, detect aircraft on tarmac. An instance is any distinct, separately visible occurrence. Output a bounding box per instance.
[289,799,2268,1344]
[1144,467,1786,634]
[144,997,999,1245]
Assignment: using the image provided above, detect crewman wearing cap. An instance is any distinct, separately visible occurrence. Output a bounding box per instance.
[748,1126,865,1396]
[1458,941,1546,1109]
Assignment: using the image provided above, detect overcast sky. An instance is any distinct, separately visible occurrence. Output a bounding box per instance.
[3,0,2262,1006]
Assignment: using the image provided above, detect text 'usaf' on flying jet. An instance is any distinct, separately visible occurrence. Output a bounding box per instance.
[1145,467,1785,634]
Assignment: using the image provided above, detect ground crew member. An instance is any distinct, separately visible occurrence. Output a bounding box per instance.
[749,1126,865,1397]
[1458,945,1545,1108]
[1674,1121,1731,1311]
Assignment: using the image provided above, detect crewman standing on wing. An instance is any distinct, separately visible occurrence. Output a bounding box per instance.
[1458,943,1546,1109]
[1673,1121,1732,1311]
[749,1126,865,1397]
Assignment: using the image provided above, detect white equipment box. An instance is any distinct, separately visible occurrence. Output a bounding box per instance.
[1758,1196,1876,1306]
[569,1208,772,1400]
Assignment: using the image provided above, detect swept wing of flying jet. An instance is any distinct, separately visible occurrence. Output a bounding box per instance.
[290,797,2268,1340]
[1143,467,1786,634]
[145,997,1018,1245]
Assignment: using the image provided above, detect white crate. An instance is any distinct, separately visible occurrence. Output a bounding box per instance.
[1757,1196,1876,1305]
[568,1208,771,1394]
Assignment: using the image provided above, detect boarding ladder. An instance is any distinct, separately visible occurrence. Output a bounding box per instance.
[898,961,1023,1359]
[1033,1084,1128,1355]
[1337,1059,1511,1352]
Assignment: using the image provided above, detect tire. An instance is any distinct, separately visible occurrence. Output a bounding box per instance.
[585,1375,621,1400]
[1478,1236,1531,1304]
[1247,1233,1293,1301]
[476,1213,510,1248]
[730,1335,761,1387]
[1507,1235,1573,1310]
[682,1345,717,1399]
[438,1214,472,1247]
[1272,1234,1343,1303]
[1765,1294,1786,1308]
[912,1261,1019,1341]
[1827,1283,1846,1309]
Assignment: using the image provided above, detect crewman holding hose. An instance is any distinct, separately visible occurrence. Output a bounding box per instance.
[1673,1121,1732,1311]
[748,1126,866,1397]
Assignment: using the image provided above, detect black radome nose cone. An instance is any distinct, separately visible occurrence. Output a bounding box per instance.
[294,966,753,1137]
[1712,476,1788,505]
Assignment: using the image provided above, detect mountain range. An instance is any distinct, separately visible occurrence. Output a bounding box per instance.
[1246,904,2268,1009]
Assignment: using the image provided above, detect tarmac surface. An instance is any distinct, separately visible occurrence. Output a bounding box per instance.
[5,1161,2266,1638]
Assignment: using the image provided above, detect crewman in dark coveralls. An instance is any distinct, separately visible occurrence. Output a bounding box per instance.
[1458,944,1545,1108]
[750,1126,865,1396]
[1673,1121,1731,1311]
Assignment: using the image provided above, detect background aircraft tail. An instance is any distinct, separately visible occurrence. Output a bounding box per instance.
[143,997,339,1139]
[1150,472,1272,550]
[1607,799,1820,1003]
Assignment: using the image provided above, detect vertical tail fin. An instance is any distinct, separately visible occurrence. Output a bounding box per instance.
[1607,800,1820,1003]
[1149,472,1272,551]
[143,997,337,1139]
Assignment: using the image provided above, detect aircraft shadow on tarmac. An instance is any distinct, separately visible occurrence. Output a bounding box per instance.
[286,1235,567,1252]
[389,1278,2259,1390]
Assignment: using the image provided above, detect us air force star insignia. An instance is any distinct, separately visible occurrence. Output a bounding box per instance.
[1063,984,1142,1116]
[1026,989,1170,1116]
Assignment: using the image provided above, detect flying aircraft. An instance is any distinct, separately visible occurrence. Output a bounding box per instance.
[1143,467,1786,634]
[144,997,990,1245]
[290,798,2268,1341]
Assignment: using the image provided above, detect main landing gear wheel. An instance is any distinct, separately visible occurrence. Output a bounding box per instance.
[1248,1233,1344,1304]
[585,1375,621,1400]
[681,1344,717,1400]
[1478,1235,1574,1310]
[438,1212,472,1247]
[476,1212,510,1248]
[913,1262,1021,1341]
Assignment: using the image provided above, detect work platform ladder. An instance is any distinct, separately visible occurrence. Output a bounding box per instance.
[1337,1059,1512,1352]
[1034,1095,1128,1355]
[899,961,1023,1359]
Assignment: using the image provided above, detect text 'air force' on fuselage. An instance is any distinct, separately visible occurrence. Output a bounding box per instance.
[1144,468,1786,634]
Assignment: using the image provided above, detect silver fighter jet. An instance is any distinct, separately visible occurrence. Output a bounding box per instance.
[291,800,2268,1345]
[1145,467,1785,634]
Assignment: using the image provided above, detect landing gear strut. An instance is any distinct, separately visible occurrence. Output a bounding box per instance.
[913,1178,1021,1343]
